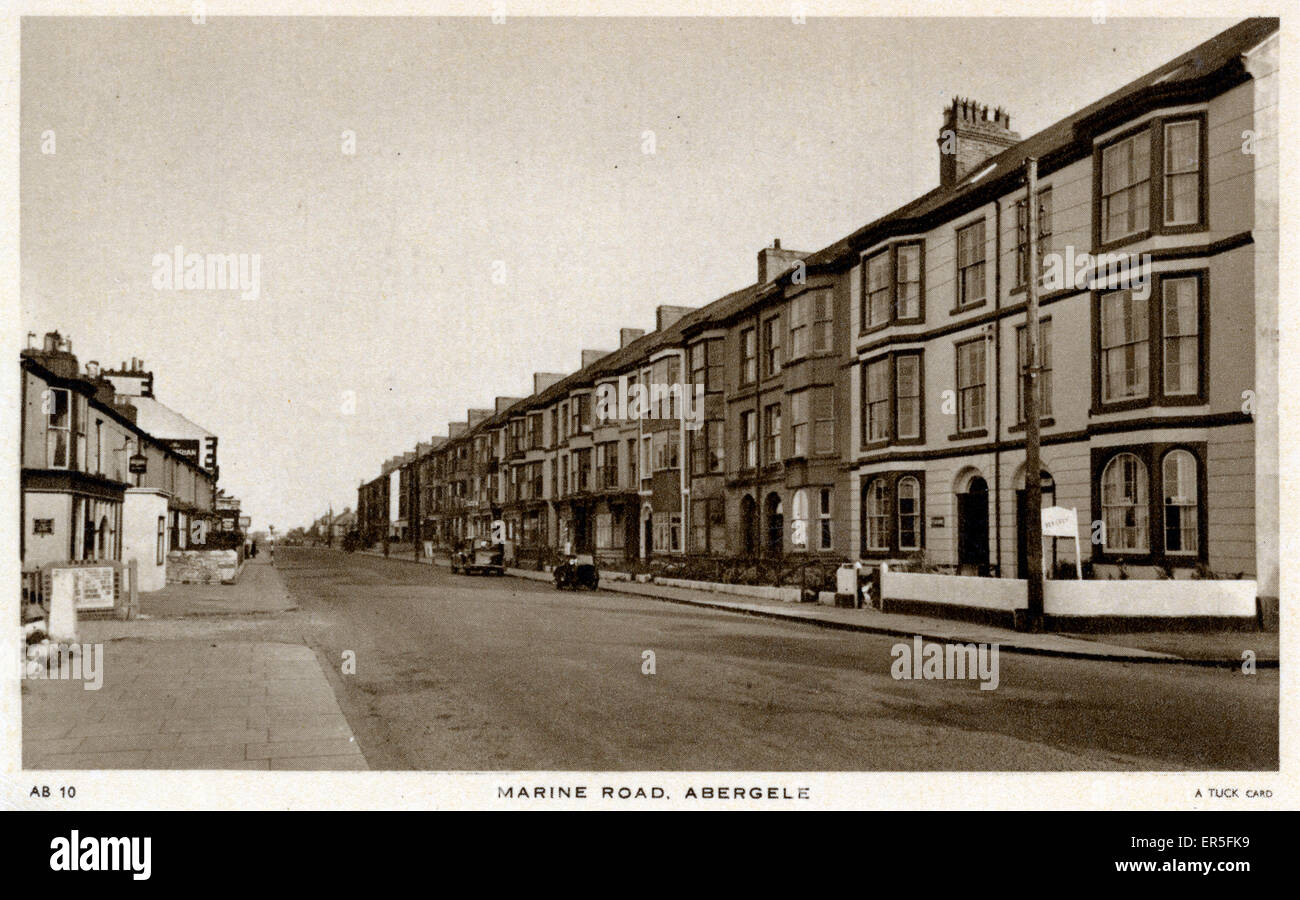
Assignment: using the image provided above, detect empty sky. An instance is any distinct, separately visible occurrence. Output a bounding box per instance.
[21,15,1238,531]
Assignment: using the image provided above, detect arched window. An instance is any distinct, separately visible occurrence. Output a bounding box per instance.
[864,478,889,551]
[1162,449,1198,554]
[1102,453,1148,551]
[897,477,921,551]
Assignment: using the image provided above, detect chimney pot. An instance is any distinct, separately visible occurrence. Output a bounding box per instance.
[939,97,1020,189]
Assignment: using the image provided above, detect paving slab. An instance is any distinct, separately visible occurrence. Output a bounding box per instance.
[22,637,367,771]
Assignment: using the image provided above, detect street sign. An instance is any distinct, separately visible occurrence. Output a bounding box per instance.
[1040,506,1083,580]
[1041,506,1077,537]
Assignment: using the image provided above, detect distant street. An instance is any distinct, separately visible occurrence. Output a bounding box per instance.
[277,548,1278,771]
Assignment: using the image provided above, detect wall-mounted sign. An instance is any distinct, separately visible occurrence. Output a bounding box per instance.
[33,518,54,534]
[161,438,200,463]
[129,452,148,474]
[929,516,945,528]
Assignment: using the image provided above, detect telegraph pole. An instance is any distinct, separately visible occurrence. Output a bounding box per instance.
[1019,157,1045,632]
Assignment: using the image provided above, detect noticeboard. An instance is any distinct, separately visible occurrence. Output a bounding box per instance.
[51,565,117,611]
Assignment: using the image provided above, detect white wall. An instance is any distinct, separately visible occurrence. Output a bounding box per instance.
[882,567,1026,611]
[1044,579,1257,618]
[122,488,169,592]
[23,492,70,570]
[881,566,1256,619]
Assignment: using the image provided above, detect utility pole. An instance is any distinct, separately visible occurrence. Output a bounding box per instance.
[412,462,421,562]
[1019,157,1045,632]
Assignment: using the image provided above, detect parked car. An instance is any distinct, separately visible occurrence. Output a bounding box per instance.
[451,538,505,576]
[554,553,599,590]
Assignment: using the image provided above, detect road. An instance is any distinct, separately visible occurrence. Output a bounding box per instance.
[276,547,1278,771]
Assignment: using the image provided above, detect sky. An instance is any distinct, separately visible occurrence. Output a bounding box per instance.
[20,15,1240,532]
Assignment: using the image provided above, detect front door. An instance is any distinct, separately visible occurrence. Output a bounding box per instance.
[957,477,989,573]
[1016,473,1056,578]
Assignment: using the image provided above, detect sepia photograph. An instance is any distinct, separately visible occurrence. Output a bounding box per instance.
[5,2,1292,840]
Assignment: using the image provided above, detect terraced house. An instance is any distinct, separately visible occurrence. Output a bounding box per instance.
[829,17,1277,609]
[356,18,1277,612]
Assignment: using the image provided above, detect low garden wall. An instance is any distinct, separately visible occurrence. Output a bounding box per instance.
[879,563,1259,628]
[166,549,242,585]
[653,576,802,604]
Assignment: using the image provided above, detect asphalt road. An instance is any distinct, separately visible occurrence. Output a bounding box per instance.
[276,547,1278,771]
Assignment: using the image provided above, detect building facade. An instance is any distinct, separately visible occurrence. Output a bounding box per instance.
[354,19,1278,609]
[20,332,221,589]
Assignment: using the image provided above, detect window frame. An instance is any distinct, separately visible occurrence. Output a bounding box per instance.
[763,316,782,378]
[1090,443,1208,566]
[1093,112,1208,251]
[818,488,833,551]
[1092,270,1209,412]
[860,242,925,333]
[762,402,781,465]
[859,470,926,559]
[45,386,72,470]
[740,328,757,385]
[1014,317,1054,425]
[1013,187,1053,291]
[740,410,758,469]
[953,337,988,436]
[954,219,987,311]
[860,351,924,450]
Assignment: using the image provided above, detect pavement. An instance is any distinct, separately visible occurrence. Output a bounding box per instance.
[357,546,1276,665]
[21,558,366,771]
[138,554,296,618]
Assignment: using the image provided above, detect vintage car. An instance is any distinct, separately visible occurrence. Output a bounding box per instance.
[553,553,600,591]
[450,538,506,576]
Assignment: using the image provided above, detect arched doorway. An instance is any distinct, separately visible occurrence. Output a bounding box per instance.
[957,475,989,574]
[739,495,758,556]
[1016,469,1057,578]
[765,492,783,556]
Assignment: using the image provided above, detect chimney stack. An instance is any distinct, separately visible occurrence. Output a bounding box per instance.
[757,240,810,284]
[581,349,612,369]
[655,305,695,332]
[938,97,1020,189]
[495,396,524,414]
[619,327,646,348]
[533,372,565,395]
